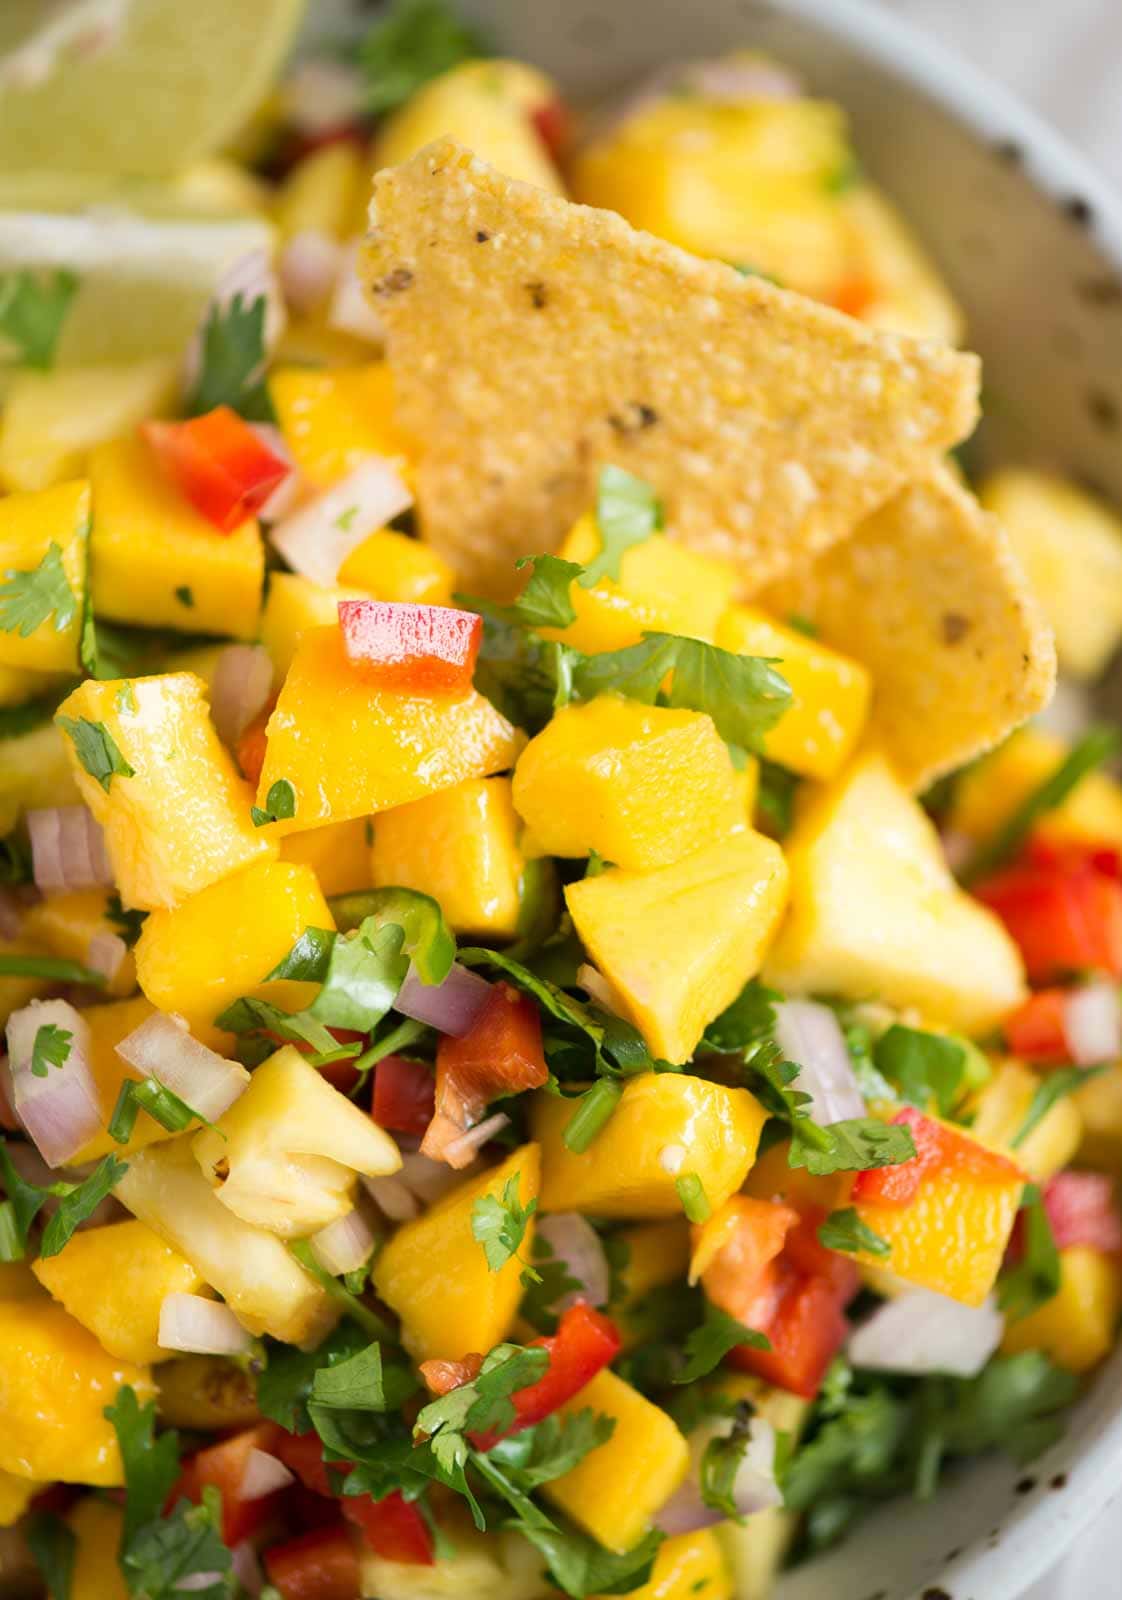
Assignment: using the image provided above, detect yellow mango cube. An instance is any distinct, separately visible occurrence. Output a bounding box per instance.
[542,1369,689,1552]
[69,1498,129,1600]
[70,995,173,1163]
[116,1136,333,1345]
[0,719,81,836]
[260,572,367,687]
[337,527,456,606]
[269,364,411,490]
[274,141,368,243]
[371,777,525,938]
[0,1298,153,1485]
[33,1218,204,1365]
[537,513,738,656]
[90,434,264,639]
[566,832,789,1063]
[281,816,373,897]
[0,358,178,494]
[950,727,1122,851]
[535,1073,767,1218]
[0,934,53,1026]
[970,1061,1082,1181]
[715,605,871,780]
[0,1469,41,1527]
[257,625,519,834]
[135,859,333,1046]
[0,663,68,707]
[593,1530,731,1600]
[743,1136,847,1214]
[56,672,275,911]
[764,751,1026,1035]
[0,479,89,673]
[1001,1245,1122,1374]
[514,695,743,871]
[22,887,137,997]
[373,1144,539,1362]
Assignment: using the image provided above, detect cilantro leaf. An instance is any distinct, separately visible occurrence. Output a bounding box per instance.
[515,1522,662,1599]
[105,1385,182,1546]
[264,925,335,983]
[817,1207,890,1258]
[999,1185,1061,1322]
[874,1024,966,1117]
[214,994,337,1056]
[31,1022,72,1077]
[0,1137,127,1262]
[0,952,107,986]
[472,1173,539,1274]
[328,886,455,985]
[790,1117,916,1176]
[699,1401,755,1518]
[676,1306,770,1384]
[701,978,779,1052]
[1013,1064,1107,1149]
[56,715,134,792]
[488,1408,616,1488]
[460,554,583,632]
[657,632,793,752]
[39,1155,128,1259]
[25,1510,75,1600]
[250,777,296,827]
[415,1343,551,1461]
[257,1323,369,1433]
[307,919,408,1032]
[519,1232,584,1335]
[357,0,490,114]
[0,1136,55,1259]
[0,268,78,368]
[121,1486,234,1600]
[582,465,662,586]
[106,893,147,949]
[0,543,77,639]
[568,633,681,705]
[186,291,274,421]
[309,1342,418,1415]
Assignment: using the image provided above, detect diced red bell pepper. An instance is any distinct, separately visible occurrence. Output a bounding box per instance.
[784,1207,861,1304]
[342,1490,434,1565]
[171,1422,283,1545]
[729,1262,850,1399]
[531,97,570,159]
[831,275,876,319]
[142,407,289,533]
[1044,1171,1122,1254]
[851,1107,1024,1210]
[282,1483,348,1533]
[471,1303,622,1450]
[274,1431,348,1500]
[419,1352,484,1397]
[373,1055,435,1137]
[1004,988,1072,1064]
[695,1198,798,1326]
[424,982,548,1159]
[264,1523,360,1600]
[236,697,275,786]
[1025,837,1122,878]
[338,599,483,695]
[973,850,1122,982]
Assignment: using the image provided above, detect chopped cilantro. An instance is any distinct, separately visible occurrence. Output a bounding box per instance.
[250,776,296,826]
[676,1171,711,1223]
[357,0,490,115]
[104,1386,181,1544]
[30,1022,71,1078]
[817,1207,890,1258]
[755,757,799,837]
[701,977,778,1053]
[460,554,583,631]
[328,886,455,984]
[1013,1064,1107,1148]
[472,1173,539,1275]
[0,268,78,368]
[174,585,194,608]
[0,543,76,639]
[39,1155,129,1258]
[187,291,274,422]
[309,1342,418,1414]
[106,892,147,948]
[257,1323,370,1433]
[57,715,134,791]
[25,1510,76,1600]
[519,1232,583,1334]
[699,1401,756,1518]
[789,1117,916,1176]
[515,1524,662,1600]
[120,1488,233,1600]
[0,952,107,985]
[874,1024,966,1117]
[583,465,662,585]
[676,1306,769,1384]
[999,1184,1061,1321]
[488,1408,615,1488]
[415,1341,550,1473]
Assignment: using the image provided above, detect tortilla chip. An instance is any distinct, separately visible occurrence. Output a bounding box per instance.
[762,466,1056,791]
[363,139,980,594]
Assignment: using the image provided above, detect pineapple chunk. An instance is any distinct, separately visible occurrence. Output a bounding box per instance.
[259,571,367,687]
[371,777,525,939]
[715,604,871,780]
[90,434,264,639]
[360,1519,548,1600]
[135,859,332,1046]
[281,816,373,897]
[374,1145,539,1362]
[764,751,1026,1034]
[0,718,82,835]
[0,1470,41,1527]
[949,727,1122,850]
[0,479,89,673]
[337,527,456,607]
[22,887,137,997]
[0,358,178,493]
[565,832,789,1063]
[116,1136,334,1344]
[979,469,1122,680]
[541,1370,688,1552]
[269,363,411,490]
[257,625,519,834]
[534,1074,767,1218]
[69,1498,129,1600]
[33,1218,204,1365]
[193,1046,400,1237]
[0,1298,154,1485]
[1002,1245,1122,1373]
[56,672,275,911]
[156,1354,260,1432]
[970,1060,1082,1181]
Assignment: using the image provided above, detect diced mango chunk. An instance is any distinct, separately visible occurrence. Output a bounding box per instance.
[949,727,1122,851]
[90,434,264,639]
[1074,1064,1122,1173]
[1001,1245,1122,1373]
[0,1298,154,1485]
[0,1469,41,1527]
[33,1218,204,1365]
[764,751,1026,1035]
[70,995,171,1163]
[56,672,275,911]
[535,1073,767,1218]
[514,695,743,871]
[281,816,373,897]
[135,859,333,1046]
[371,777,524,938]
[566,832,789,1063]
[373,1145,539,1362]
[0,718,81,836]
[542,1369,689,1552]
[970,1061,1082,1182]
[0,479,89,673]
[715,605,870,780]
[274,141,368,243]
[269,363,411,490]
[260,572,367,687]
[337,527,455,606]
[69,1498,129,1600]
[22,887,137,997]
[257,625,519,834]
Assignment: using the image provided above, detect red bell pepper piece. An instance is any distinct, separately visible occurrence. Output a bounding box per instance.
[783,1207,861,1303]
[264,1523,360,1600]
[171,1422,283,1545]
[1025,837,1122,878]
[851,1107,1024,1210]
[1004,988,1072,1064]
[729,1263,850,1399]
[423,983,549,1161]
[236,697,275,786]
[274,1431,348,1500]
[338,599,483,695]
[342,1491,434,1565]
[419,1352,484,1397]
[973,849,1122,982]
[142,407,289,532]
[373,1055,435,1137]
[1043,1171,1122,1254]
[470,1303,621,1450]
[694,1198,798,1327]
[531,97,570,159]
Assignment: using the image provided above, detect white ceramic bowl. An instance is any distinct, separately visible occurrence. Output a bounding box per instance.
[456,3,1122,1597]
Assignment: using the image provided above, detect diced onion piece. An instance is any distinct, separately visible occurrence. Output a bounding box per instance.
[5,999,101,1168]
[28,806,113,895]
[394,962,491,1037]
[86,929,128,987]
[773,999,864,1125]
[209,644,274,749]
[309,1207,376,1277]
[231,1541,265,1599]
[328,239,385,343]
[653,1486,723,1536]
[536,1213,611,1310]
[158,1292,254,1356]
[1064,981,1122,1066]
[116,1012,249,1122]
[279,228,343,317]
[175,1577,226,1595]
[399,1149,470,1204]
[656,1416,780,1534]
[239,1448,294,1501]
[442,1111,511,1170]
[182,248,285,399]
[269,456,412,587]
[362,1173,421,1223]
[848,1288,1003,1378]
[280,59,365,134]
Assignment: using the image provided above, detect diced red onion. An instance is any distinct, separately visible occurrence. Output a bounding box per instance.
[443,1112,511,1170]
[653,1485,724,1536]
[116,1012,249,1122]
[208,645,274,749]
[1064,981,1122,1066]
[269,456,412,587]
[87,930,128,987]
[28,806,113,894]
[309,1207,375,1277]
[1043,1171,1122,1253]
[280,59,366,134]
[175,1577,226,1595]
[279,228,343,318]
[848,1288,1003,1378]
[158,1292,254,1356]
[394,963,491,1037]
[248,424,302,523]
[328,240,385,344]
[182,249,285,399]
[239,1449,294,1501]
[656,1416,781,1534]
[5,999,101,1168]
[362,1172,420,1222]
[774,999,865,1125]
[362,1149,468,1220]
[536,1213,611,1310]
[231,1542,265,1599]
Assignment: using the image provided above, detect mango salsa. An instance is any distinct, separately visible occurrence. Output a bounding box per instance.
[0,479,89,673]
[596,1530,732,1600]
[970,1061,1082,1182]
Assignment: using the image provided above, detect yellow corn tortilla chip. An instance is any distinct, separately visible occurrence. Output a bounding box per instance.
[762,466,1056,791]
[363,139,980,594]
